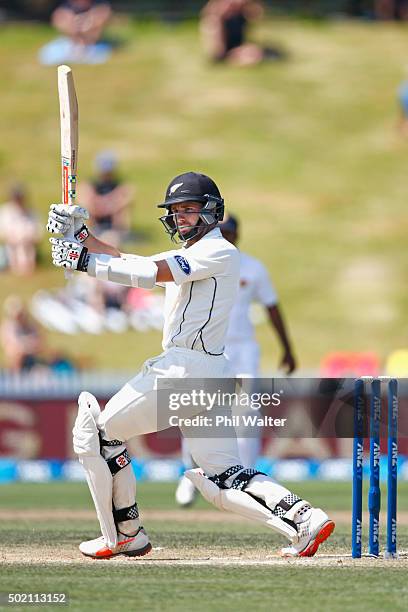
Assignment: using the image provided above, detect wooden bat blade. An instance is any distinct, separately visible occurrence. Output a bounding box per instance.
[58,65,78,207]
[57,65,79,280]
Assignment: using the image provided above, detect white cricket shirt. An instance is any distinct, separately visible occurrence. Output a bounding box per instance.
[226,252,278,343]
[152,228,240,355]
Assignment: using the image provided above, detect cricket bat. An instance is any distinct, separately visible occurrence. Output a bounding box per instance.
[58,65,78,277]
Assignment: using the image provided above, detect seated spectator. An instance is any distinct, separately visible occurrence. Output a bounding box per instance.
[52,0,112,46]
[200,0,268,65]
[80,151,133,241]
[68,274,129,334]
[39,0,112,65]
[0,184,41,276]
[397,80,408,136]
[48,351,77,374]
[375,0,408,20]
[0,296,44,371]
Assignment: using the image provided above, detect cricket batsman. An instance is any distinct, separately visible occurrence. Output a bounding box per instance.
[47,171,334,559]
[176,214,296,506]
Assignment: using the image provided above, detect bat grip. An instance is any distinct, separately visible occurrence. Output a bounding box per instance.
[63,226,75,280]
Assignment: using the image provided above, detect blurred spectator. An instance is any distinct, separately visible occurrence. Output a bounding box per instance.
[397,80,408,136]
[52,0,112,45]
[80,151,133,241]
[200,0,270,65]
[0,184,41,276]
[30,279,164,335]
[39,0,112,65]
[125,288,164,332]
[0,296,44,371]
[375,0,408,20]
[48,351,77,374]
[66,274,129,334]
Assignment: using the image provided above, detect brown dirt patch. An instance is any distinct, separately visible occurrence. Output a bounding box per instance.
[1,546,407,567]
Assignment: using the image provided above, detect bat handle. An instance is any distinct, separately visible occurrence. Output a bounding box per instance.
[63,226,75,280]
[62,188,76,280]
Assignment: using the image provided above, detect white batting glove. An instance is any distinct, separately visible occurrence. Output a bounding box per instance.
[50,237,90,272]
[46,204,90,242]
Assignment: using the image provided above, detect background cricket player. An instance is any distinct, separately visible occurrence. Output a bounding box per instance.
[47,171,334,559]
[176,214,297,506]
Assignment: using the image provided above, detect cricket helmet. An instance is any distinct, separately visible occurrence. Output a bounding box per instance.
[158,171,224,243]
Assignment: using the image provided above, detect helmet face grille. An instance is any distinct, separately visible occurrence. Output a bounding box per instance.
[159,212,201,243]
[201,197,224,223]
[158,195,224,244]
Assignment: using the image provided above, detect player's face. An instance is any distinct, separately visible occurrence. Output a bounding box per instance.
[171,202,202,236]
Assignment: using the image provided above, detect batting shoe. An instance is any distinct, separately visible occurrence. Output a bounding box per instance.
[280,508,335,558]
[175,475,197,507]
[79,527,152,559]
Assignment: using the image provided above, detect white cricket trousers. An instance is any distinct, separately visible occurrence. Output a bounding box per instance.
[98,347,242,477]
[180,340,262,469]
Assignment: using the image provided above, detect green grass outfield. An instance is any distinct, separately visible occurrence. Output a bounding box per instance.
[1,481,408,611]
[1,18,408,370]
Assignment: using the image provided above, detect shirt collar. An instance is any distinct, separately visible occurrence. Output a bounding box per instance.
[182,226,222,249]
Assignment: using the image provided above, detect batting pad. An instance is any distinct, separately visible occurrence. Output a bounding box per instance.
[73,392,118,549]
[185,468,297,540]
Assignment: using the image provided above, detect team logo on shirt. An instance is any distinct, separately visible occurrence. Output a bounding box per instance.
[174,255,191,275]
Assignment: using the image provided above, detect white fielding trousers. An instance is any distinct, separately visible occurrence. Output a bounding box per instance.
[225,340,260,379]
[225,340,261,466]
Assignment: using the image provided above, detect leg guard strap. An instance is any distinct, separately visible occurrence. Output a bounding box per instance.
[273,494,311,527]
[209,464,243,488]
[100,437,123,447]
[231,469,267,491]
[113,503,139,524]
[209,465,266,492]
[106,449,132,476]
[273,494,301,518]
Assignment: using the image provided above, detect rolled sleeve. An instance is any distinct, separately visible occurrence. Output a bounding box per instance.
[166,252,228,285]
